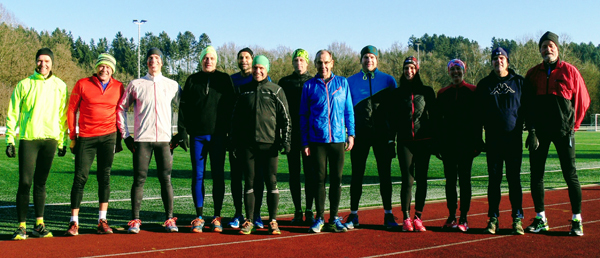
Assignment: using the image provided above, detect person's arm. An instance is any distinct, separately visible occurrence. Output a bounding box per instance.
[572,69,590,131]
[67,81,82,141]
[299,81,311,156]
[117,82,134,139]
[57,80,69,151]
[5,80,23,146]
[275,87,291,154]
[344,80,355,151]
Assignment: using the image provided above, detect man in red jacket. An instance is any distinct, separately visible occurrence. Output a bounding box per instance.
[524,31,590,236]
[65,53,124,236]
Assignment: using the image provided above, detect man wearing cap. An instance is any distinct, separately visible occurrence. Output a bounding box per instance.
[177,45,235,233]
[64,53,125,236]
[345,45,398,230]
[524,31,590,236]
[301,50,355,233]
[278,48,316,225]
[117,47,182,234]
[231,55,291,235]
[6,48,69,240]
[475,47,529,235]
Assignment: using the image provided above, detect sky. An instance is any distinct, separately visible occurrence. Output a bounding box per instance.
[3,0,600,57]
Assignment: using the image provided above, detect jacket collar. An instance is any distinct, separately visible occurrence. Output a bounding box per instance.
[33,70,53,80]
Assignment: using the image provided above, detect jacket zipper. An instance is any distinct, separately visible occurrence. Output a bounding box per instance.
[154,81,158,141]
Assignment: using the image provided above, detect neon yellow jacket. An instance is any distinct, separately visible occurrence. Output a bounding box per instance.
[5,71,69,146]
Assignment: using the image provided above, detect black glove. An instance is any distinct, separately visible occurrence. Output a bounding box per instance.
[280,143,291,155]
[388,141,396,159]
[170,133,188,152]
[125,136,135,153]
[115,139,123,153]
[525,130,539,151]
[6,144,15,158]
[57,146,67,157]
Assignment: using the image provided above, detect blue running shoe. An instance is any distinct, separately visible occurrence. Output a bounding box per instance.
[329,216,348,232]
[229,214,244,229]
[344,213,359,229]
[309,217,325,233]
[254,215,264,229]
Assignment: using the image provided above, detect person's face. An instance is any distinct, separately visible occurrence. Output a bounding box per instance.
[315,52,334,78]
[292,57,308,74]
[449,66,464,85]
[96,64,113,82]
[36,55,52,76]
[492,55,508,76]
[202,52,217,73]
[238,51,252,74]
[540,40,559,63]
[147,54,163,75]
[361,53,378,72]
[403,64,417,80]
[253,64,268,81]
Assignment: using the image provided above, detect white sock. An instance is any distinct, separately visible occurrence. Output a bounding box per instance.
[99,210,107,221]
[573,214,582,221]
[537,211,546,220]
[70,216,79,224]
[351,210,358,215]
[384,210,392,214]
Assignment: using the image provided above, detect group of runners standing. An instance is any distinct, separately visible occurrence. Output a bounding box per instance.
[6,31,590,240]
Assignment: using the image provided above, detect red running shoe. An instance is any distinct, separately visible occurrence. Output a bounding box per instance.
[458,219,469,232]
[402,218,414,232]
[413,217,427,232]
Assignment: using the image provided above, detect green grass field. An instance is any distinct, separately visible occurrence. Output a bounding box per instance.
[0,132,598,235]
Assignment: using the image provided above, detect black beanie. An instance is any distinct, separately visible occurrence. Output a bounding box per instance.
[36,48,54,63]
[491,47,510,63]
[146,47,163,60]
[539,31,559,49]
[237,47,254,58]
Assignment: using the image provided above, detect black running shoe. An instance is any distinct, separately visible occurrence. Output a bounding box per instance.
[569,219,583,236]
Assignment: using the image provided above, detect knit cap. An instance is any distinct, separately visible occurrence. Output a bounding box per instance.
[539,31,559,49]
[200,45,218,63]
[146,48,163,60]
[95,53,117,73]
[403,56,419,71]
[292,48,309,63]
[360,45,379,59]
[252,55,270,72]
[491,47,509,63]
[36,48,54,63]
[238,47,254,58]
[447,59,466,74]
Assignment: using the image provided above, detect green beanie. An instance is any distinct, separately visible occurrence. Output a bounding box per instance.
[200,46,218,63]
[292,48,309,64]
[252,55,270,72]
[95,53,117,73]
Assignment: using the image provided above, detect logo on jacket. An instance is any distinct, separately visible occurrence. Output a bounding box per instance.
[490,83,515,95]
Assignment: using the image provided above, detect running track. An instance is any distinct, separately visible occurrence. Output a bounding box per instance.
[3,185,600,257]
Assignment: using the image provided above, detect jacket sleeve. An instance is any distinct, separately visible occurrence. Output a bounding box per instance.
[344,80,355,137]
[58,81,69,147]
[572,68,590,131]
[299,81,310,147]
[523,72,537,131]
[67,81,82,140]
[5,81,23,146]
[117,82,134,139]
[171,83,182,136]
[275,87,291,147]
[474,81,485,141]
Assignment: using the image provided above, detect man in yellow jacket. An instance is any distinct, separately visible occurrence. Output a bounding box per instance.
[5,48,69,240]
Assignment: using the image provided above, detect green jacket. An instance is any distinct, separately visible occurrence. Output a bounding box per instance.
[6,71,68,146]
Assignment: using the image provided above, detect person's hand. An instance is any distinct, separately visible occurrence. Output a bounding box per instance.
[345,136,355,151]
[170,133,188,152]
[70,139,77,154]
[388,141,396,159]
[303,146,311,156]
[125,136,135,153]
[525,130,539,151]
[5,144,15,158]
[57,146,67,157]
[115,138,123,153]
[281,143,291,155]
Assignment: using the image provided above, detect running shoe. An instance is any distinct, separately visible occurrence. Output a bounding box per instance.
[458,218,469,232]
[12,226,27,240]
[97,219,113,234]
[65,221,79,236]
[569,219,584,236]
[269,220,281,235]
[413,217,427,232]
[128,219,142,234]
[291,210,304,225]
[211,216,223,233]
[229,214,244,228]
[240,220,255,235]
[191,218,205,233]
[344,213,359,229]
[442,217,457,230]
[328,216,348,233]
[484,217,499,234]
[163,217,178,232]
[384,214,399,230]
[32,223,53,238]
[309,217,325,233]
[525,216,549,233]
[305,210,316,225]
[254,215,264,229]
[402,218,414,232]
[512,217,525,235]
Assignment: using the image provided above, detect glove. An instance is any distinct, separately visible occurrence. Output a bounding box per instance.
[57,146,67,157]
[280,143,291,155]
[525,130,539,151]
[6,144,16,158]
[388,141,396,159]
[125,136,135,153]
[170,133,188,152]
[115,138,123,153]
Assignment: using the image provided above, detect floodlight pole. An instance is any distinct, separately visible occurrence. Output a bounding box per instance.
[133,19,147,78]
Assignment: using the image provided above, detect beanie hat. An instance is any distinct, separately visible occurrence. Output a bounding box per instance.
[238,47,254,58]
[447,59,466,74]
[200,46,218,63]
[146,47,163,61]
[36,48,54,63]
[252,55,270,72]
[292,48,309,63]
[539,31,559,49]
[95,53,117,73]
[491,47,509,63]
[360,45,379,59]
[403,56,419,71]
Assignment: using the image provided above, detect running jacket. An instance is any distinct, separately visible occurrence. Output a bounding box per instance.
[179,70,235,136]
[435,80,478,147]
[6,71,68,146]
[68,75,124,139]
[475,69,529,134]
[347,68,397,136]
[231,72,271,92]
[117,73,180,142]
[231,79,291,146]
[299,73,355,147]
[279,71,313,143]
[525,59,590,135]
[388,73,436,142]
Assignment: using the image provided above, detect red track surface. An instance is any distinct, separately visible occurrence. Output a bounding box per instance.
[4,185,600,257]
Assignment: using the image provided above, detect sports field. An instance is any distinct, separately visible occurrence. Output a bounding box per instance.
[0,131,598,238]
